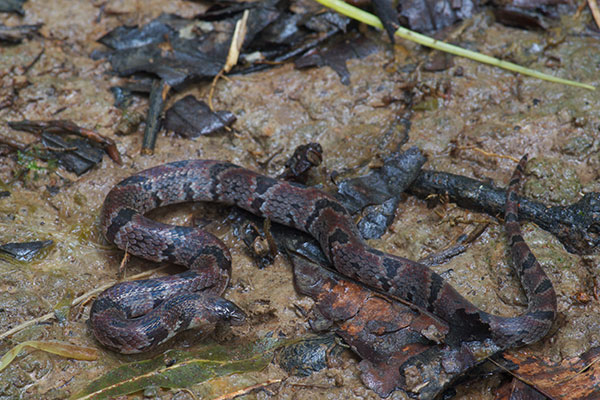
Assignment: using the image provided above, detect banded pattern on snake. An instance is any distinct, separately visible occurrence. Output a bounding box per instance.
[90,158,556,355]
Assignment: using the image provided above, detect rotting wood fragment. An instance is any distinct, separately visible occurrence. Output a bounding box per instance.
[408,170,600,254]
[141,79,169,155]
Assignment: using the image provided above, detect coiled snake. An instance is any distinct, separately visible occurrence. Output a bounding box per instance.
[90,158,557,355]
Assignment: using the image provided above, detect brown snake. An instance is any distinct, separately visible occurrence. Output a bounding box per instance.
[90,158,557,356]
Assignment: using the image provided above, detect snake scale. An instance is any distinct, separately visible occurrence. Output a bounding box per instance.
[90,158,557,357]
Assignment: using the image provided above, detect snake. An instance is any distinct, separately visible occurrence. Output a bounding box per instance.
[90,158,557,354]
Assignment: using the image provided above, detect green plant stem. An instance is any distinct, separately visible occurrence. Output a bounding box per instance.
[314,0,595,90]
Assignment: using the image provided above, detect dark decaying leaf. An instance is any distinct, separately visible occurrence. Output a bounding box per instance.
[276,144,422,241]
[164,95,236,138]
[302,10,351,34]
[398,0,476,32]
[287,250,500,399]
[493,7,547,30]
[8,119,122,165]
[98,1,355,90]
[72,339,282,400]
[372,0,399,43]
[98,18,175,51]
[493,347,600,400]
[253,12,306,48]
[98,14,227,87]
[335,146,426,214]
[278,143,422,240]
[98,1,284,87]
[0,240,53,261]
[0,0,26,16]
[41,133,104,176]
[294,32,378,85]
[0,23,41,43]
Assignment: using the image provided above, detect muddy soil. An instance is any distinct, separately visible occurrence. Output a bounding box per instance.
[1,1,599,399]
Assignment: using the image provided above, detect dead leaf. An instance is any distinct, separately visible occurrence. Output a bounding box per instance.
[0,340,98,373]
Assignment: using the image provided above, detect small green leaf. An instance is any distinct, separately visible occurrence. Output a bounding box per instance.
[71,339,283,400]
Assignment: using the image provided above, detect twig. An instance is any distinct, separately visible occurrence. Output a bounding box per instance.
[208,70,225,112]
[456,145,520,163]
[212,378,282,400]
[208,9,249,112]
[117,243,130,278]
[41,145,78,152]
[7,120,123,165]
[23,48,44,73]
[418,223,489,267]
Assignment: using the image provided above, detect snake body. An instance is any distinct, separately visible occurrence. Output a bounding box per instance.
[90,159,557,354]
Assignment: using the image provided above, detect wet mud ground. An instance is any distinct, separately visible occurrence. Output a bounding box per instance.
[1,1,600,399]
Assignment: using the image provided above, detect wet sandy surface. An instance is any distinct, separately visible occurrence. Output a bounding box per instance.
[1,1,599,399]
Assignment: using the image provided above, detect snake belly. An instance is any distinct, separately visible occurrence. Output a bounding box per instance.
[90,159,556,354]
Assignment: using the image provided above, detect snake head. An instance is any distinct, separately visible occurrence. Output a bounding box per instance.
[200,295,246,326]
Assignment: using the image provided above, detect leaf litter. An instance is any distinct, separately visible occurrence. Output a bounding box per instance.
[71,338,285,400]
